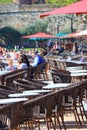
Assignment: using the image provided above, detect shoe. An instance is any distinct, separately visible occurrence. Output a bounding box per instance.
[0,122,8,128]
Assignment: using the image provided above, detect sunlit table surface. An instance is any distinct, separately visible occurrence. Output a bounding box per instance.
[8,92,39,98]
[69,70,87,73]
[71,72,87,77]
[84,99,87,104]
[0,70,9,75]
[43,83,71,89]
[23,89,52,94]
[0,98,28,104]
[69,60,87,64]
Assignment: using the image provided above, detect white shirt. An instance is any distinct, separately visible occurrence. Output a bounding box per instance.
[19,63,28,69]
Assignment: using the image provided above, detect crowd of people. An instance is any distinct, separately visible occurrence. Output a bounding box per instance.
[0,39,84,72]
[0,47,46,72]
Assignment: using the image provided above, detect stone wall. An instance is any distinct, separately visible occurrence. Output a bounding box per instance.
[0,4,56,29]
[0,4,87,33]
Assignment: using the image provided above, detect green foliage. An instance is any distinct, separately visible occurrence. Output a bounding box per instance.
[0,26,22,48]
[0,0,79,4]
[47,0,79,5]
[20,19,48,35]
[0,0,12,3]
[19,20,48,48]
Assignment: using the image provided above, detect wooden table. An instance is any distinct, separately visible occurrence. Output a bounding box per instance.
[43,83,71,89]
[23,89,52,94]
[8,92,39,98]
[0,98,28,105]
[70,72,87,83]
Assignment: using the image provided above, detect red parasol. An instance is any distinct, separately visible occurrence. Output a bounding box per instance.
[22,32,58,48]
[74,29,87,38]
[40,0,87,18]
[62,31,81,38]
[22,32,58,39]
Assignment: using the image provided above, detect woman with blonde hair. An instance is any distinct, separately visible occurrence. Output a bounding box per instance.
[6,59,17,71]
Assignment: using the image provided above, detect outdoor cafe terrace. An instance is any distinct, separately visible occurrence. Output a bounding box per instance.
[0,49,87,130]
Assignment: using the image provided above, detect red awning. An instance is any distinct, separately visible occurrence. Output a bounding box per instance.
[62,31,81,38]
[22,32,58,39]
[75,29,87,38]
[40,0,87,18]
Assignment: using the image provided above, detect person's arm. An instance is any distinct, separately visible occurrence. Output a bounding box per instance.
[31,56,39,67]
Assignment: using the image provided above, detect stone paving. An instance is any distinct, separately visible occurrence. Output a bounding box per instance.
[21,113,87,130]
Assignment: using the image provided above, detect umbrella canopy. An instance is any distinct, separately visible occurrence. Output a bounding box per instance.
[55,32,69,37]
[22,32,58,39]
[62,31,81,38]
[22,32,58,48]
[40,0,87,18]
[75,29,87,37]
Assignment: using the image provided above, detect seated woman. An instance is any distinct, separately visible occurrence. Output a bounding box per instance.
[6,59,17,71]
[17,54,30,69]
[17,54,30,78]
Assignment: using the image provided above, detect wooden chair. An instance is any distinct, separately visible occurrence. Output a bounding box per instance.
[0,62,8,71]
[13,79,37,90]
[34,62,49,81]
[23,77,48,85]
[13,75,48,91]
[76,80,87,123]
[23,91,57,130]
[0,84,22,99]
[50,68,71,83]
[54,89,66,130]
[62,84,82,128]
[0,101,33,130]
[0,69,27,85]
[5,71,26,87]
[22,78,48,89]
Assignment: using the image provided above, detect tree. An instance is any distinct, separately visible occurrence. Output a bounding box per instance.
[0,26,22,48]
[20,19,48,36]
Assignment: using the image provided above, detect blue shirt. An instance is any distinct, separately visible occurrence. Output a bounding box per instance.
[32,54,45,67]
[6,66,17,71]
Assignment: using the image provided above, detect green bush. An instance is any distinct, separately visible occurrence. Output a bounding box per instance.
[0,26,21,48]
[0,0,12,3]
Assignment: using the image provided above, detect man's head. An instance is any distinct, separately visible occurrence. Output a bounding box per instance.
[7,59,13,66]
[32,51,37,58]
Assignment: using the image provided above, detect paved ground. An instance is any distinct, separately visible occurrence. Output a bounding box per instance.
[21,113,87,130]
[39,73,87,130]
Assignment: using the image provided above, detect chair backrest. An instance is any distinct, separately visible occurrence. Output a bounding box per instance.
[0,85,20,97]
[0,68,27,85]
[50,68,71,83]
[64,83,81,106]
[56,89,66,111]
[13,79,36,90]
[22,78,47,89]
[0,101,32,129]
[23,91,58,119]
[45,93,56,118]
[5,71,26,87]
[0,62,8,71]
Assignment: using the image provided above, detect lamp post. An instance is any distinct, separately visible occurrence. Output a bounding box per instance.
[47,17,51,34]
[56,16,60,34]
[65,14,74,33]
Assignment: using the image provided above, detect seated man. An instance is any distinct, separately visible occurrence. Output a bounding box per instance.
[31,52,46,67]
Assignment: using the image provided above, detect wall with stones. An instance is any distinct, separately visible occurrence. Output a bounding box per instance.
[0,4,56,29]
[0,4,87,33]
